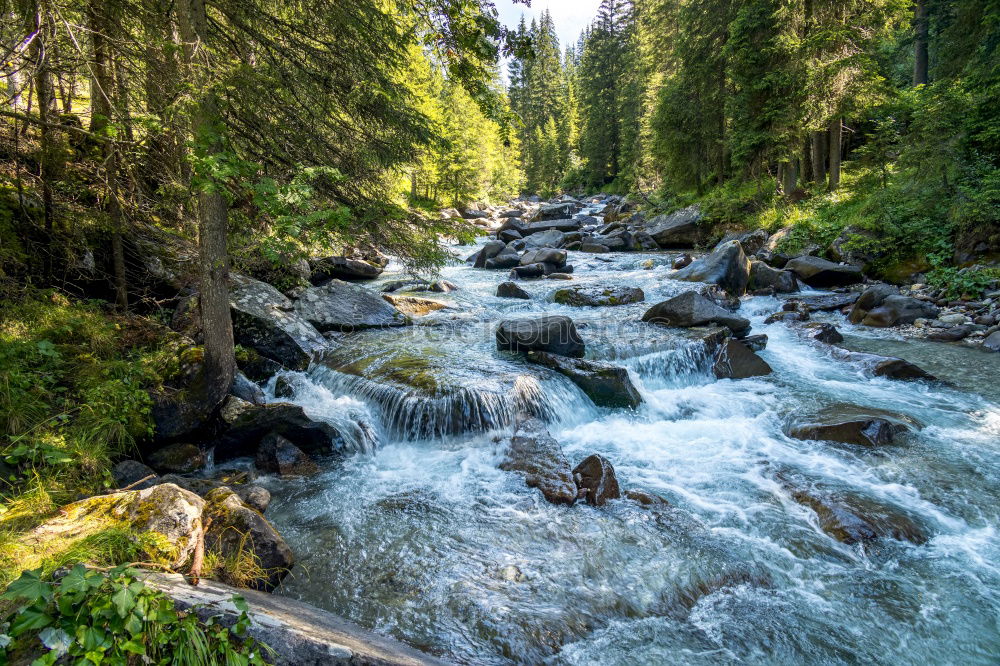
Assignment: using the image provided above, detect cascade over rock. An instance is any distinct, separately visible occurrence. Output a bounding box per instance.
[673,240,751,295]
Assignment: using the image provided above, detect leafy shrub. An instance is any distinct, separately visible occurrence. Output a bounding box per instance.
[0,565,269,665]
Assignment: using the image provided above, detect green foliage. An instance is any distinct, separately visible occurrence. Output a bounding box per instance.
[0,565,269,665]
[0,292,173,498]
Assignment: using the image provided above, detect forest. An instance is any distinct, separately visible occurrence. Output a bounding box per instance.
[0,0,998,663]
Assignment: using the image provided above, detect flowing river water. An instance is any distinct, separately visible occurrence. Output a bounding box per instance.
[255,217,1000,664]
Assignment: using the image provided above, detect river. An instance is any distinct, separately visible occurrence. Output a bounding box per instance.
[256,222,1000,664]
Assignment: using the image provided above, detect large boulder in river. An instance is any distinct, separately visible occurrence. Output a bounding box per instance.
[309,256,383,284]
[216,396,343,461]
[573,454,621,506]
[673,240,751,295]
[499,418,577,505]
[861,295,940,327]
[712,339,772,379]
[642,291,750,336]
[788,416,906,447]
[203,487,294,591]
[848,284,899,323]
[717,229,769,256]
[645,206,703,247]
[521,247,567,268]
[485,248,521,270]
[749,260,798,293]
[521,219,582,235]
[527,351,642,409]
[531,202,577,221]
[784,483,926,545]
[553,285,645,307]
[785,256,863,287]
[496,315,585,357]
[522,229,566,249]
[473,240,506,267]
[294,280,409,332]
[497,281,531,299]
[230,274,327,369]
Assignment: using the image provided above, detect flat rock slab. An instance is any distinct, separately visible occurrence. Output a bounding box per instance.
[499,418,577,504]
[141,573,445,666]
[527,351,642,409]
[642,291,750,335]
[296,280,409,331]
[553,285,645,307]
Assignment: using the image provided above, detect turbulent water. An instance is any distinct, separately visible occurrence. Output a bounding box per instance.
[258,222,1000,664]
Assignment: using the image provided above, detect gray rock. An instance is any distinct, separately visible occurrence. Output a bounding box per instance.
[573,454,621,506]
[862,295,941,327]
[230,274,327,370]
[927,325,972,342]
[522,229,567,249]
[672,253,693,269]
[473,240,506,267]
[673,240,752,295]
[742,334,768,352]
[789,413,907,446]
[496,315,585,357]
[553,285,645,307]
[983,330,1000,352]
[231,370,266,405]
[112,460,158,490]
[785,256,864,288]
[499,418,577,504]
[521,219,582,235]
[498,229,522,243]
[309,256,382,283]
[802,322,844,343]
[510,262,548,279]
[217,396,344,461]
[712,339,772,379]
[147,443,206,474]
[521,248,567,268]
[428,280,458,293]
[485,248,521,270]
[646,205,703,247]
[642,291,750,335]
[717,229,769,255]
[749,260,798,293]
[531,202,578,221]
[203,487,294,591]
[580,242,610,253]
[295,280,408,332]
[795,292,860,312]
[848,284,899,323]
[527,351,642,409]
[496,281,531,299]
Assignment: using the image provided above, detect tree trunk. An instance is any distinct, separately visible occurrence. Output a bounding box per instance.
[782,159,798,195]
[802,136,813,184]
[177,0,235,409]
[33,2,56,282]
[811,130,826,186]
[913,0,929,86]
[828,117,842,191]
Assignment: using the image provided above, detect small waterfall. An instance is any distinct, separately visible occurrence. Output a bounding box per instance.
[308,365,588,440]
[623,340,715,389]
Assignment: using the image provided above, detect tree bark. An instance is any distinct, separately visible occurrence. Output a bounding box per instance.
[811,130,826,186]
[33,1,56,282]
[782,159,798,195]
[802,136,813,184]
[177,0,235,409]
[913,0,929,86]
[828,117,842,191]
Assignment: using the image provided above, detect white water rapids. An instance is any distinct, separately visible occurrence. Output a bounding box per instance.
[255,232,1000,664]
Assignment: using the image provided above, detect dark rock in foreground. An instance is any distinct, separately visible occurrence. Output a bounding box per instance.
[712,339,772,379]
[496,315,585,357]
[553,285,645,307]
[310,256,383,283]
[217,396,343,461]
[147,443,206,474]
[499,418,577,505]
[573,454,622,506]
[642,291,750,336]
[256,432,320,477]
[801,322,844,343]
[527,351,642,409]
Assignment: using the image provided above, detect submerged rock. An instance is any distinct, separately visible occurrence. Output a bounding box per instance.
[499,418,577,505]
[527,351,642,409]
[382,294,449,317]
[295,280,409,331]
[788,405,911,446]
[496,315,585,357]
[553,285,645,307]
[497,281,531,299]
[712,339,773,379]
[642,291,750,336]
[573,454,622,506]
[673,240,751,296]
[255,432,320,477]
[787,486,927,545]
[785,256,863,288]
[801,322,844,343]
